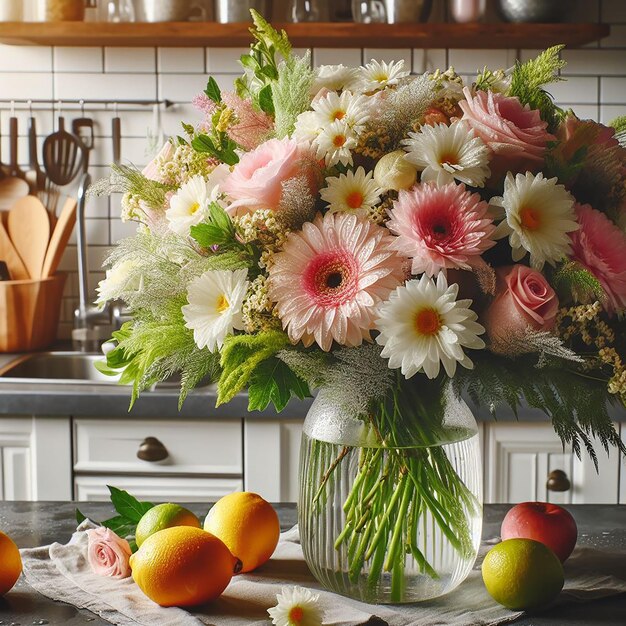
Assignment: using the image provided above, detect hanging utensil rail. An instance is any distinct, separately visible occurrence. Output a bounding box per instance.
[0,98,175,112]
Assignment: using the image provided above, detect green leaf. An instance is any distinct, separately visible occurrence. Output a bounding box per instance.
[209,201,232,231]
[204,76,222,103]
[259,64,279,81]
[191,134,218,156]
[258,84,275,115]
[101,515,135,539]
[76,508,87,525]
[108,486,154,523]
[248,357,310,412]
[239,54,257,70]
[190,223,231,248]
[218,148,240,166]
[181,121,195,136]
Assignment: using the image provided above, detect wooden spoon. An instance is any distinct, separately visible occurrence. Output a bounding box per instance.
[0,220,28,280]
[0,117,30,211]
[7,196,51,280]
[41,196,77,279]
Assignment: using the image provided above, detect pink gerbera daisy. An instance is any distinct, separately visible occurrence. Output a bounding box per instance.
[387,182,496,276]
[268,212,405,351]
[570,203,626,313]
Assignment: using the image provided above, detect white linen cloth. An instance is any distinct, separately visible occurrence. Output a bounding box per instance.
[20,521,626,626]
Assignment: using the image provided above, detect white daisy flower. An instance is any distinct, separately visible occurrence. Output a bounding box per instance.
[320,166,382,214]
[358,59,410,92]
[491,172,578,270]
[182,268,249,352]
[312,64,359,93]
[95,259,143,309]
[311,90,371,132]
[293,110,322,144]
[314,119,357,167]
[403,121,491,188]
[375,273,486,380]
[165,174,212,237]
[267,586,323,626]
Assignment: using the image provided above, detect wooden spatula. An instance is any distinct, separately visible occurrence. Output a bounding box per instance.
[7,196,51,280]
[0,220,28,280]
[41,196,77,279]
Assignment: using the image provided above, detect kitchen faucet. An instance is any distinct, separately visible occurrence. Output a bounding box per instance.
[71,172,114,352]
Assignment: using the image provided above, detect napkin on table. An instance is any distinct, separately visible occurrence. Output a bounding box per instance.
[20,521,626,626]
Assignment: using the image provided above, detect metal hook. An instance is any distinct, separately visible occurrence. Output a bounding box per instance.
[80,99,85,116]
[10,100,15,117]
[28,99,33,117]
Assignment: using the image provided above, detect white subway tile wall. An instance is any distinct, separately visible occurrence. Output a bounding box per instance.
[0,1,623,341]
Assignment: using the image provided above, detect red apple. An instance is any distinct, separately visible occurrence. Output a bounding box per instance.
[501,502,578,562]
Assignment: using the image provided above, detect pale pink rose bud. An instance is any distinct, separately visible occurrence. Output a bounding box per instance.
[482,265,559,353]
[141,142,174,183]
[86,527,132,579]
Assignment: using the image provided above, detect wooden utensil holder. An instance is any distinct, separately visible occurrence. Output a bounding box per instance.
[0,273,67,352]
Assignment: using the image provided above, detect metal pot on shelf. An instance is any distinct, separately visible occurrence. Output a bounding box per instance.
[352,0,432,24]
[136,0,207,22]
[214,0,272,23]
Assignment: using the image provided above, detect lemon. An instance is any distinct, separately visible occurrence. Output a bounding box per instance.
[204,492,280,573]
[482,538,564,611]
[130,526,239,607]
[135,503,200,548]
[0,530,22,596]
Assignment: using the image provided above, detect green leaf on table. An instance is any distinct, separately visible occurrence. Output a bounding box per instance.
[108,486,154,523]
[204,76,222,103]
[76,508,87,525]
[248,357,310,412]
[101,515,136,540]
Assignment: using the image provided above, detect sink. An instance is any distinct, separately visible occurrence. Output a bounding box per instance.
[0,352,216,390]
[0,352,121,385]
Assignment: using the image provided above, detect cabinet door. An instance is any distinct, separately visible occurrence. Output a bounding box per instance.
[244,419,303,503]
[485,422,619,504]
[0,417,71,501]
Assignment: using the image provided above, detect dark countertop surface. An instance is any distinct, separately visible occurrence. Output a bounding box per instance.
[0,502,623,625]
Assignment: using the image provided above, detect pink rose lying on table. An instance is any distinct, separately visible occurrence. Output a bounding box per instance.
[221,137,317,215]
[459,87,554,182]
[86,527,132,579]
[482,265,559,353]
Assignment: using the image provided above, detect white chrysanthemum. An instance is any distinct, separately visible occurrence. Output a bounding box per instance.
[492,172,578,270]
[95,259,142,308]
[311,90,370,132]
[314,119,357,167]
[267,586,323,626]
[403,121,491,188]
[182,269,249,352]
[312,64,359,93]
[375,273,486,379]
[358,59,410,92]
[320,166,382,214]
[165,174,211,236]
[293,110,322,144]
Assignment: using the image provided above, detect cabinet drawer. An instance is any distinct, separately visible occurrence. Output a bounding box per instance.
[73,419,242,476]
[74,475,242,503]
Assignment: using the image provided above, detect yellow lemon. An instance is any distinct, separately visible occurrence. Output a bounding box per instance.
[0,530,22,596]
[130,526,239,607]
[482,538,564,611]
[204,492,280,573]
[135,503,200,548]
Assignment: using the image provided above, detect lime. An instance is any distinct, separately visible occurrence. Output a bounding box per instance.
[135,503,200,548]
[482,538,564,610]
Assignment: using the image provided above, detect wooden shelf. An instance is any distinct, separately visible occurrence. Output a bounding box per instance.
[0,21,610,49]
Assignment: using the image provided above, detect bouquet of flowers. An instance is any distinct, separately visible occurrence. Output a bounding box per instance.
[93,12,626,603]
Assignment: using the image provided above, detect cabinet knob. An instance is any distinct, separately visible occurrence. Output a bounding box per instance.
[137,437,169,462]
[546,469,570,492]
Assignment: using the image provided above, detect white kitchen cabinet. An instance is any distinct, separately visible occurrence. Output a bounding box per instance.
[0,417,71,500]
[484,422,620,504]
[244,419,303,503]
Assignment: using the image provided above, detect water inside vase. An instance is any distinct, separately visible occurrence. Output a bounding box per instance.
[299,430,482,603]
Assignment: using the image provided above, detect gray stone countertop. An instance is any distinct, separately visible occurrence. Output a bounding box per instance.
[0,503,624,625]
[0,351,624,421]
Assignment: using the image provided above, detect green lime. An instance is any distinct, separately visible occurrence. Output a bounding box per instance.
[482,538,564,611]
[135,503,201,547]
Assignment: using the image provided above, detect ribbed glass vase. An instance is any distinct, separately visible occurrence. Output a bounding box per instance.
[298,383,482,604]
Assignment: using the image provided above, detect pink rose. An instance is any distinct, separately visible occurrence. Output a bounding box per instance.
[482,265,559,353]
[459,87,554,182]
[141,141,174,184]
[86,527,132,579]
[221,138,318,216]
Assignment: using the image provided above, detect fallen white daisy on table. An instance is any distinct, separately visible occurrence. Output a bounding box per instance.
[267,585,323,626]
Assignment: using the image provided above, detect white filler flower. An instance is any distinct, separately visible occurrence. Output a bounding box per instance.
[95,259,142,308]
[403,121,491,187]
[166,174,213,237]
[492,171,578,270]
[312,64,359,93]
[320,166,382,214]
[315,119,357,167]
[182,268,249,352]
[311,90,370,131]
[267,586,323,626]
[376,272,485,379]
